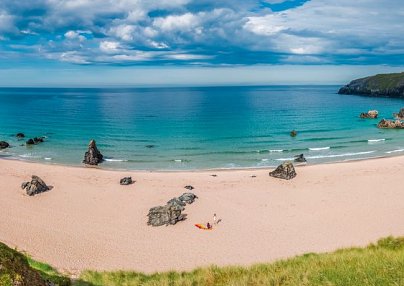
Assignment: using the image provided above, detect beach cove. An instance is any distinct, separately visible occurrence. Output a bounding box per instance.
[0,156,403,274]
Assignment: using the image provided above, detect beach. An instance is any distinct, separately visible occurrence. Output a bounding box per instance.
[0,157,403,275]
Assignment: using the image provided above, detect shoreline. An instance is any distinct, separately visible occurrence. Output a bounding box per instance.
[1,156,404,274]
[0,152,401,173]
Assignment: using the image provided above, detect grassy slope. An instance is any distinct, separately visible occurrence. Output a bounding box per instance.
[1,237,403,286]
[364,72,404,90]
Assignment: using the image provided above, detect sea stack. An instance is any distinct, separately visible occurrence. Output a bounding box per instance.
[83,139,104,165]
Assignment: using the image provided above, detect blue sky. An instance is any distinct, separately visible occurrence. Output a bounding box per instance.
[0,0,403,86]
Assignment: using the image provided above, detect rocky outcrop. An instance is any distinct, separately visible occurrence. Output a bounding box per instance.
[21,175,51,196]
[0,141,9,149]
[16,133,25,139]
[377,119,404,129]
[360,110,378,119]
[294,154,307,163]
[147,192,198,227]
[269,162,297,180]
[83,140,103,165]
[120,177,133,185]
[338,72,404,98]
[393,108,404,120]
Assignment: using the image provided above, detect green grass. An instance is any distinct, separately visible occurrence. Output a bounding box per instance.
[364,72,404,90]
[1,237,404,286]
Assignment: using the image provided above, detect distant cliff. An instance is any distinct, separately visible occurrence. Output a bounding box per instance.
[338,72,404,98]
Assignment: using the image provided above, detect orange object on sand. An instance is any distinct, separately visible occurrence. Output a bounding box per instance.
[195,224,213,230]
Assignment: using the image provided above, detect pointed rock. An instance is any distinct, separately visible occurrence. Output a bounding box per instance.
[83,140,103,165]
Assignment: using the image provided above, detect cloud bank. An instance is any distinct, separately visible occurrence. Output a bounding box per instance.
[0,0,403,66]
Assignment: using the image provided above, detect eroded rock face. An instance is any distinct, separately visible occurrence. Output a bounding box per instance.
[21,175,50,196]
[377,119,404,129]
[120,177,133,185]
[147,192,198,227]
[294,154,307,163]
[83,140,103,165]
[393,108,404,120]
[360,110,378,119]
[269,162,297,180]
[0,141,9,149]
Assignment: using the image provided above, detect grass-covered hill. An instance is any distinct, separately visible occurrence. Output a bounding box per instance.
[338,72,404,97]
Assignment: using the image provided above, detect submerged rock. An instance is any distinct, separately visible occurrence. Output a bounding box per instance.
[83,139,104,165]
[290,130,297,137]
[393,108,404,120]
[16,133,25,139]
[0,141,10,149]
[360,110,378,119]
[26,137,45,145]
[269,162,297,180]
[377,119,404,129]
[147,204,187,226]
[294,154,307,163]
[120,177,133,185]
[21,175,50,196]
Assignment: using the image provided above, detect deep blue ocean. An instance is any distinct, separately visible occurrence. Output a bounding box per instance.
[1,86,404,170]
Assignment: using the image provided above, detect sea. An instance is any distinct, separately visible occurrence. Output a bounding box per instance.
[1,85,404,170]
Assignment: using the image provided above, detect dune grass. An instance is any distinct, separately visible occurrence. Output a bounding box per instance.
[1,236,403,286]
[74,236,404,286]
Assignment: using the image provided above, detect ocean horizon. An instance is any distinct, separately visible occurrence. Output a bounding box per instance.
[1,85,404,170]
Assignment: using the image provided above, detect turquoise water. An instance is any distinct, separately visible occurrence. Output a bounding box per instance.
[0,86,404,170]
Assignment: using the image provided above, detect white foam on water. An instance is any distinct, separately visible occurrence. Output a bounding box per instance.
[306,151,375,159]
[309,147,330,151]
[385,149,404,154]
[44,157,52,160]
[261,159,269,161]
[368,139,385,143]
[276,157,294,161]
[104,158,128,162]
[269,149,283,152]
[174,159,182,162]
[19,153,41,159]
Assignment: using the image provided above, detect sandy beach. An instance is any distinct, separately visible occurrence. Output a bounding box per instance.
[0,157,404,275]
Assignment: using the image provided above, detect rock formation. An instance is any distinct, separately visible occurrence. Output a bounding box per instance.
[21,175,51,196]
[0,141,9,149]
[26,137,45,145]
[16,133,25,139]
[393,108,404,120]
[269,162,297,180]
[184,185,194,190]
[290,130,297,137]
[294,154,307,163]
[377,119,404,129]
[83,140,103,165]
[120,177,133,185]
[147,192,198,226]
[338,72,404,98]
[360,110,378,119]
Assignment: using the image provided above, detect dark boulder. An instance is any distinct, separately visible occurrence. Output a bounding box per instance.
[21,175,51,196]
[0,141,9,149]
[26,138,35,145]
[360,110,378,119]
[16,133,25,139]
[178,192,198,204]
[83,140,104,165]
[290,130,297,137]
[120,177,133,185]
[294,154,307,163]
[26,137,45,145]
[147,204,186,226]
[377,119,404,129]
[167,197,186,208]
[145,145,155,148]
[269,162,297,180]
[184,185,194,190]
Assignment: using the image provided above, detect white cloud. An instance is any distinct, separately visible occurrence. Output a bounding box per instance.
[99,41,120,53]
[153,13,200,32]
[64,30,86,41]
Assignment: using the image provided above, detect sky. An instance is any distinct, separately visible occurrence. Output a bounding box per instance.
[0,0,403,86]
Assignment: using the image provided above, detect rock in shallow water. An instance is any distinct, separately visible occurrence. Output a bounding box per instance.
[120,177,133,185]
[377,119,404,129]
[0,141,9,149]
[294,154,306,163]
[393,108,404,120]
[269,162,297,180]
[83,139,104,165]
[21,175,50,196]
[16,133,25,139]
[360,110,378,119]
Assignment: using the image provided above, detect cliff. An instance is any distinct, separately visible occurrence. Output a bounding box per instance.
[338,72,404,98]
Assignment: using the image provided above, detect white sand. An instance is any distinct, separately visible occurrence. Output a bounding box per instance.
[0,157,403,274]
